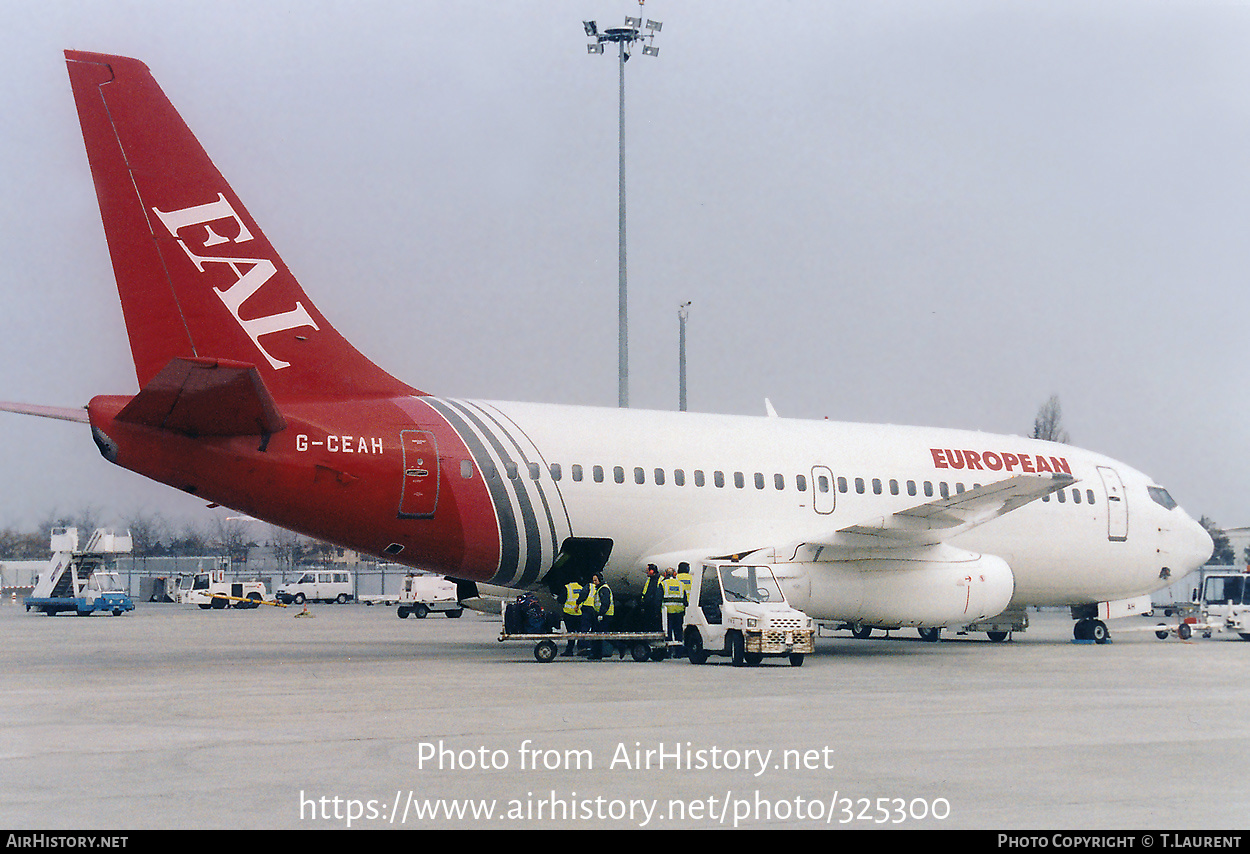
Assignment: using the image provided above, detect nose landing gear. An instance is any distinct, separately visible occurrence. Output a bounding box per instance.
[1073,618,1111,644]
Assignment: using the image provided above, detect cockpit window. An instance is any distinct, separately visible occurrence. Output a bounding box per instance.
[1148,486,1177,510]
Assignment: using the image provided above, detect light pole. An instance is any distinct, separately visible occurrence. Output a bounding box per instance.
[678,301,690,411]
[584,10,661,408]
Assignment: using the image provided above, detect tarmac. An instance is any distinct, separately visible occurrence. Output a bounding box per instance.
[1,598,1246,830]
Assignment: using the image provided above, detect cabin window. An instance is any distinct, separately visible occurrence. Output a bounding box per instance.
[695,470,705,487]
[817,474,830,494]
[734,472,745,489]
[1057,489,1066,503]
[889,479,899,495]
[774,473,785,490]
[714,471,725,488]
[796,474,807,492]
[593,465,604,483]
[872,478,882,495]
[460,460,473,479]
[572,464,583,482]
[614,466,625,484]
[939,482,949,499]
[633,467,644,484]
[838,477,849,493]
[923,481,933,498]
[674,469,685,486]
[529,462,540,480]
[483,462,498,480]
[1086,489,1096,505]
[754,472,765,490]
[1072,488,1081,504]
[655,468,666,485]
[955,483,965,494]
[506,462,518,480]
[549,463,561,481]
[907,480,917,496]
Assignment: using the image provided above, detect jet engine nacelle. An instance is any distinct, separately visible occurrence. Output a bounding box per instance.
[774,548,1015,628]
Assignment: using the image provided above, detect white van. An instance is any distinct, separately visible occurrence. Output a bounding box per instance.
[276,569,355,604]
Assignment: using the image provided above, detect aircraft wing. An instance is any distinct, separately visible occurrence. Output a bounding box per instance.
[794,473,1075,554]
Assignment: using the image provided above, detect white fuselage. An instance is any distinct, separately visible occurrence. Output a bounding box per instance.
[441,399,1212,615]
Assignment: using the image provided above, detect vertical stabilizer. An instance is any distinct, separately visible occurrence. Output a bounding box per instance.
[65,51,418,401]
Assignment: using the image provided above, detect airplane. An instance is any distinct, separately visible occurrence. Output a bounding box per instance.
[1,51,1213,646]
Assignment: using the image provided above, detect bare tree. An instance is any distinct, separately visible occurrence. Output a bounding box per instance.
[1199,517,1235,566]
[1032,395,1070,444]
[125,511,169,556]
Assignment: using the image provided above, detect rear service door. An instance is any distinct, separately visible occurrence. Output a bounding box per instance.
[399,430,440,518]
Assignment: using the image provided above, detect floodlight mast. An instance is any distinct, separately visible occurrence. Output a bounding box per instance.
[585,10,661,408]
[678,301,690,412]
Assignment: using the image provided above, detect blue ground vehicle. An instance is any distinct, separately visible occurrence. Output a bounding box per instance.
[24,528,135,617]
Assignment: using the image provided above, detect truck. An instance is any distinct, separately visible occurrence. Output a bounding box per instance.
[397,573,463,618]
[275,569,354,605]
[25,527,135,617]
[683,562,816,666]
[181,568,269,609]
[1195,571,1250,640]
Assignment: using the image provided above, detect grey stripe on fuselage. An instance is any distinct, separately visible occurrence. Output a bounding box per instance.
[460,400,565,582]
[444,400,547,586]
[423,398,521,585]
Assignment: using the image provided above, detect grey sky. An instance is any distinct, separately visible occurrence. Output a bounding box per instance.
[0,0,1246,536]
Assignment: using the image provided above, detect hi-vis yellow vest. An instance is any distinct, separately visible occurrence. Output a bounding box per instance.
[663,577,686,613]
[563,582,584,615]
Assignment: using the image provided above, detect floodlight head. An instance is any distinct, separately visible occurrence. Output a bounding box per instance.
[587,43,604,54]
[625,16,642,28]
[642,45,659,57]
[583,20,598,37]
[646,20,662,32]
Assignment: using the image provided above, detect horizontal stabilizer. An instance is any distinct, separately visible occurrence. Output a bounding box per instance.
[115,357,286,437]
[0,402,89,424]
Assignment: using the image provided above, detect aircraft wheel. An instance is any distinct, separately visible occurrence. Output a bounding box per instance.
[445,609,463,618]
[918,627,941,643]
[789,653,805,667]
[1091,620,1110,644]
[851,624,873,640]
[533,639,558,663]
[986,631,1009,643]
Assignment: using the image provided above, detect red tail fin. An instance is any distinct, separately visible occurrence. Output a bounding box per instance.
[65,51,418,401]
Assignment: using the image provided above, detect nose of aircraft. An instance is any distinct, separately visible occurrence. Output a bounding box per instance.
[1181,514,1215,574]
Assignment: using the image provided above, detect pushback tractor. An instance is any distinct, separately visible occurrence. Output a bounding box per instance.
[684,562,815,666]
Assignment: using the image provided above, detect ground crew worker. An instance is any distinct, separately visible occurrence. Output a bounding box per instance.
[662,568,687,656]
[676,562,693,601]
[589,573,618,659]
[640,564,662,631]
[560,579,586,657]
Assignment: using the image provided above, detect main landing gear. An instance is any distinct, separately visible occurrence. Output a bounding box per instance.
[1072,618,1111,644]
